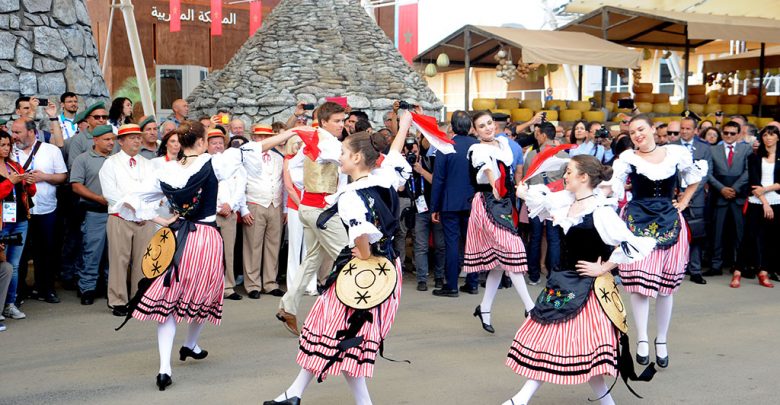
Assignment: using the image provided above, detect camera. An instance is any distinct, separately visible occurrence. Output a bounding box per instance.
[540,111,547,124]
[595,127,611,139]
[0,232,23,246]
[405,152,418,165]
[398,101,417,111]
[302,103,315,110]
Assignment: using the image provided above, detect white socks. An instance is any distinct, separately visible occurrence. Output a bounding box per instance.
[630,293,650,357]
[157,317,177,375]
[508,272,534,311]
[344,373,372,405]
[655,294,674,358]
[588,375,616,405]
[505,379,543,405]
[479,268,504,325]
[276,368,314,400]
[184,321,206,353]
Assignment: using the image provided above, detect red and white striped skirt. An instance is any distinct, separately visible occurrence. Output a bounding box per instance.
[463,193,528,273]
[618,213,689,298]
[506,291,618,385]
[132,224,225,325]
[296,259,402,380]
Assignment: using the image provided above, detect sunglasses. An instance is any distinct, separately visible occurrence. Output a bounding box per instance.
[90,115,109,120]
[723,131,738,136]
[621,120,630,124]
[667,131,680,136]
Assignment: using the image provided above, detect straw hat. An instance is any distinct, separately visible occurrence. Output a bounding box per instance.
[207,128,228,144]
[142,227,177,279]
[335,256,397,310]
[252,124,274,137]
[594,272,628,333]
[117,123,143,137]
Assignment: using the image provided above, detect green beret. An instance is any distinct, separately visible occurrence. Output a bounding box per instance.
[83,102,106,118]
[139,115,156,130]
[91,125,114,137]
[0,118,7,126]
[73,110,87,124]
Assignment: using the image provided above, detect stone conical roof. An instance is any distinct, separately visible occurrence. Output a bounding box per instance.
[187,0,442,125]
[0,0,109,116]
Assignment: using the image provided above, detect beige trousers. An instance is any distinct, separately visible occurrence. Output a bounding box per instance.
[279,205,347,315]
[217,212,238,295]
[243,203,282,293]
[106,215,156,307]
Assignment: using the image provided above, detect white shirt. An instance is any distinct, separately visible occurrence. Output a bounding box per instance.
[217,163,249,215]
[749,160,780,205]
[59,113,78,140]
[13,141,67,215]
[724,142,736,159]
[287,128,348,202]
[246,149,283,208]
[99,150,155,215]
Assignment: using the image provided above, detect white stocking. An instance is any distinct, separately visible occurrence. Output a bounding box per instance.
[588,375,616,405]
[478,268,503,325]
[630,293,650,357]
[507,271,535,311]
[157,316,177,375]
[275,368,314,401]
[344,373,372,405]
[183,321,206,353]
[655,293,674,358]
[504,379,543,405]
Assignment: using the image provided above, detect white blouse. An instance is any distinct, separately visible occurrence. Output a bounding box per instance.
[467,136,514,185]
[522,185,656,264]
[748,160,780,205]
[608,145,707,199]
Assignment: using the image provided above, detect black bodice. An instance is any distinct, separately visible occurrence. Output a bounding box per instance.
[628,165,678,199]
[160,160,218,222]
[557,213,613,271]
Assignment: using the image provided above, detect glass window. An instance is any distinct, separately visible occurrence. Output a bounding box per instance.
[750,75,779,95]
[658,60,675,96]
[159,69,183,110]
[607,69,629,92]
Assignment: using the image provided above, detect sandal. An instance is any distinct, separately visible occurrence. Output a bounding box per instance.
[758,272,775,288]
[729,271,741,289]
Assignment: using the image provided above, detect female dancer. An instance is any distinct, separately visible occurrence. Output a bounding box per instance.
[731,125,780,287]
[264,113,412,405]
[464,111,532,333]
[610,114,704,369]
[116,121,298,390]
[506,155,656,405]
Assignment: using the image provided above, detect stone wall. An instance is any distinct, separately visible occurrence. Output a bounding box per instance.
[0,0,109,118]
[187,0,442,127]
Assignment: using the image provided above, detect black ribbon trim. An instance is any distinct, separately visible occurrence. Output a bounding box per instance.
[316,310,374,383]
[591,333,656,401]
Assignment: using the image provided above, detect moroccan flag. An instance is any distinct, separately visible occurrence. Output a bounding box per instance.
[249,1,262,37]
[296,129,320,161]
[396,3,418,63]
[211,0,222,36]
[521,144,576,182]
[170,0,181,32]
[410,112,455,154]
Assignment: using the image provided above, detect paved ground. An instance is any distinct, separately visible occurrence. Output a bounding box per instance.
[2,273,778,405]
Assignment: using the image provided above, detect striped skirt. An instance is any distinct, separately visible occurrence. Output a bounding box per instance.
[506,291,618,385]
[132,224,224,325]
[296,259,402,380]
[618,213,689,298]
[464,193,528,273]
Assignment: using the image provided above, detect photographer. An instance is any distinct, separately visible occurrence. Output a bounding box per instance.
[589,121,614,163]
[400,137,445,291]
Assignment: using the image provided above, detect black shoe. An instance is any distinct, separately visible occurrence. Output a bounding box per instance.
[655,339,669,368]
[459,285,478,295]
[742,271,757,280]
[156,373,172,391]
[80,290,95,305]
[416,281,428,291]
[263,396,301,405]
[247,290,262,299]
[432,288,459,297]
[112,305,128,317]
[702,269,722,277]
[179,346,208,361]
[225,292,243,300]
[42,291,60,304]
[501,275,513,289]
[434,278,443,289]
[690,274,707,285]
[473,305,495,334]
[636,340,649,365]
[268,288,285,297]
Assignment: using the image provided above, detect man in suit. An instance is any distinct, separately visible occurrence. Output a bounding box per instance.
[431,111,479,297]
[675,116,712,284]
[706,120,750,276]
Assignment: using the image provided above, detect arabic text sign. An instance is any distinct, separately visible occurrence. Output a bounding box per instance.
[151,6,238,26]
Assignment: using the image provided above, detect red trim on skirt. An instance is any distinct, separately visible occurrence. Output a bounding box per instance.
[463,192,528,273]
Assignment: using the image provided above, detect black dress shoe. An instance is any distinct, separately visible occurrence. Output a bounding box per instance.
[416,281,428,291]
[690,274,707,285]
[501,275,513,289]
[156,373,172,391]
[80,290,95,305]
[247,290,262,299]
[268,288,285,297]
[263,396,301,405]
[225,292,243,300]
[636,340,649,365]
[655,339,669,368]
[432,288,459,297]
[702,269,723,277]
[179,346,208,361]
[42,291,60,303]
[434,278,443,289]
[459,285,478,295]
[473,305,495,333]
[112,305,128,317]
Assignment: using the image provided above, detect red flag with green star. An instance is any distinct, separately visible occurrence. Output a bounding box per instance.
[397,3,418,64]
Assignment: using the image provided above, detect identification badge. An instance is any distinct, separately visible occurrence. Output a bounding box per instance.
[3,202,16,223]
[415,195,428,213]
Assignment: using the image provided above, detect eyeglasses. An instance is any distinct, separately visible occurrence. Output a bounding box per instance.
[621,120,630,124]
[667,131,680,136]
[722,131,738,136]
[90,115,109,120]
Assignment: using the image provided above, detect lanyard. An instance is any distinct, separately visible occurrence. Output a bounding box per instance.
[5,163,15,202]
[409,174,424,195]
